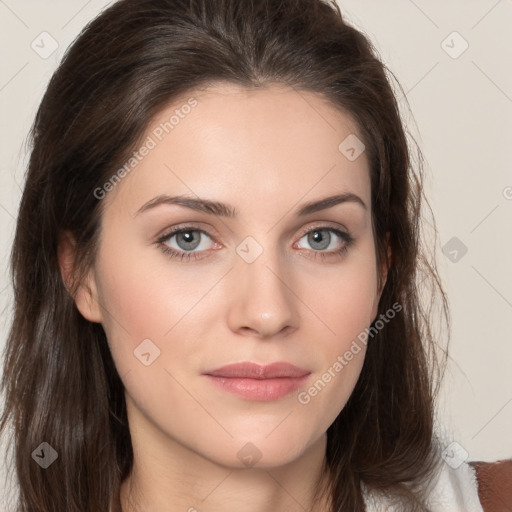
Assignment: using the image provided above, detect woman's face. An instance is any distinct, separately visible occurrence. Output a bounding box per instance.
[75,82,386,469]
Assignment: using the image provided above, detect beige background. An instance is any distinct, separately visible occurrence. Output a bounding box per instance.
[1,0,511,504]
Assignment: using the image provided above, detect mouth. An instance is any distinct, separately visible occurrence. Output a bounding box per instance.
[202,362,311,401]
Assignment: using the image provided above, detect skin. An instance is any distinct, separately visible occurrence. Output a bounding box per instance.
[60,82,389,512]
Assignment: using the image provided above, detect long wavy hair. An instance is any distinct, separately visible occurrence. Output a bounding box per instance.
[0,0,450,510]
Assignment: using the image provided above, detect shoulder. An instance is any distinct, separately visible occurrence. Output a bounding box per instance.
[470,459,512,512]
[425,458,484,511]
[363,459,512,511]
[363,459,483,511]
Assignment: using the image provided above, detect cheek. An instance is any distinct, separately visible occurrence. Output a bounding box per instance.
[94,241,226,375]
[300,239,379,347]
[293,241,378,421]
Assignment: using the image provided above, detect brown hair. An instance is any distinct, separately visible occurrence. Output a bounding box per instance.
[0,0,449,510]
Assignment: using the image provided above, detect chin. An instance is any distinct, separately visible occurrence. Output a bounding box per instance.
[200,430,317,470]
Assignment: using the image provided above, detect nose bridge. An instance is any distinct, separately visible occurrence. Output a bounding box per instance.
[226,233,298,337]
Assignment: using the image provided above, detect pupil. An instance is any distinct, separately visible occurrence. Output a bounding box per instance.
[309,230,330,250]
[177,231,200,250]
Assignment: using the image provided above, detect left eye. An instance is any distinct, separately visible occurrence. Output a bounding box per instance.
[295,228,349,252]
[162,229,214,252]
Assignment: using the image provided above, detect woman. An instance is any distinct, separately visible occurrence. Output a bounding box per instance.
[0,0,508,510]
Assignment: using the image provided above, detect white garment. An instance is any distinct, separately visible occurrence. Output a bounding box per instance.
[363,460,484,511]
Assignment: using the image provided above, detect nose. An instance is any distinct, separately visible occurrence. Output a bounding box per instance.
[225,244,299,339]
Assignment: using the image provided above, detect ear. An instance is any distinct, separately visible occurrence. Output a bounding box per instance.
[378,232,392,297]
[58,230,103,323]
[370,232,392,321]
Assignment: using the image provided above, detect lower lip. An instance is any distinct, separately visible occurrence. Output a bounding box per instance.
[204,375,310,401]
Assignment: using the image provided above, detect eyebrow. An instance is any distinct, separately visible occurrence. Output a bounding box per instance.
[135,192,367,218]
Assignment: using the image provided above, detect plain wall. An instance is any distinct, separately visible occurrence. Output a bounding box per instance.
[1,0,511,506]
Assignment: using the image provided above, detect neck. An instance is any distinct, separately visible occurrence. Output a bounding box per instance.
[119,409,332,512]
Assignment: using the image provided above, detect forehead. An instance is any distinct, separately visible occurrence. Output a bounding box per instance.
[102,82,371,216]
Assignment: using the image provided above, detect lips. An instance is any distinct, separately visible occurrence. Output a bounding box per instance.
[203,362,311,401]
[203,361,310,379]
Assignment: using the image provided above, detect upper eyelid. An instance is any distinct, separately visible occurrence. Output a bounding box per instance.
[296,223,349,238]
[158,223,350,247]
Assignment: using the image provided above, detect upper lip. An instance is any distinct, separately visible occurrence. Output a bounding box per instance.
[204,362,310,379]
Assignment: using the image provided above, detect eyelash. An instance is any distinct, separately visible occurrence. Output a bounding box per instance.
[155,224,354,262]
